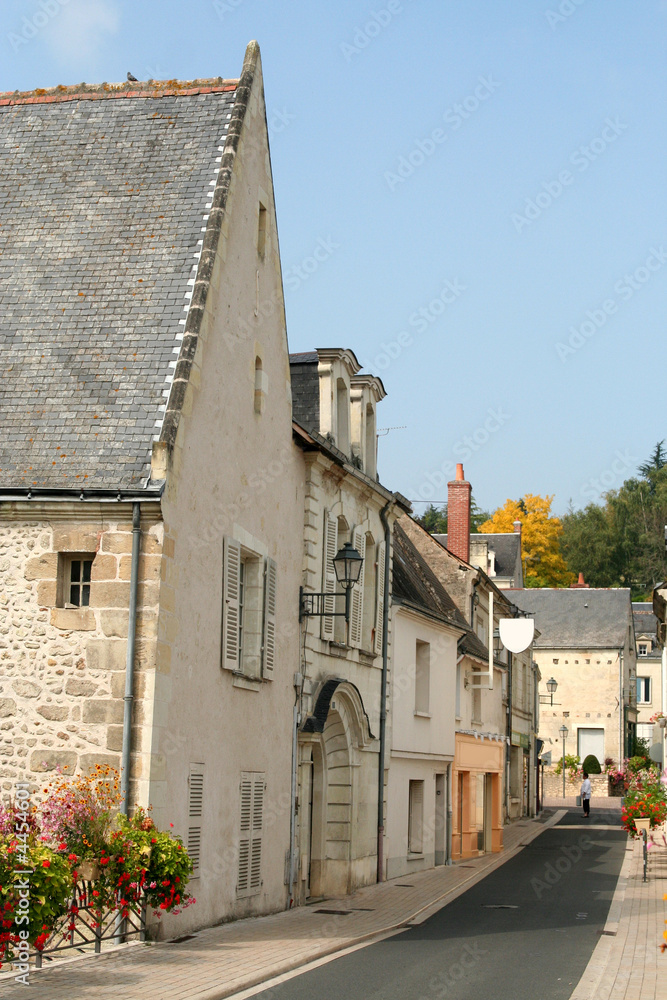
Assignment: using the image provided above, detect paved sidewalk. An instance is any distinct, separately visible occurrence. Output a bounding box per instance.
[0,811,563,1000]
[572,833,667,1000]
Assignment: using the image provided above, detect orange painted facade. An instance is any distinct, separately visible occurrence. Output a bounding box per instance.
[452,733,504,859]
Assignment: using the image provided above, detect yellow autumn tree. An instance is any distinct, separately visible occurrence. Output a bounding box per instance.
[479,494,575,588]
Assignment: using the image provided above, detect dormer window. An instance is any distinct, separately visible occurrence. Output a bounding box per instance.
[365,403,376,479]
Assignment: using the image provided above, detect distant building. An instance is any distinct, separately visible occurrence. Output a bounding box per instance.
[633,602,663,747]
[510,586,637,769]
[433,529,523,589]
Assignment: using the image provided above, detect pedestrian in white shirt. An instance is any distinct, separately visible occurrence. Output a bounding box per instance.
[581,772,592,817]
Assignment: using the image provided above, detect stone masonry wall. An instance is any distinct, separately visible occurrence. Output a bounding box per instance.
[0,514,162,800]
[542,768,609,798]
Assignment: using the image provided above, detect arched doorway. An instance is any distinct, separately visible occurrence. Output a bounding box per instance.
[299,680,374,899]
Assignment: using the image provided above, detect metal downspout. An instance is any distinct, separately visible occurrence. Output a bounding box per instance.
[120,502,141,816]
[377,500,392,882]
[446,760,453,865]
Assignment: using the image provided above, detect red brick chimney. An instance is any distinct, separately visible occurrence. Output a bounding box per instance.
[447,463,471,563]
[513,520,522,534]
[570,572,589,589]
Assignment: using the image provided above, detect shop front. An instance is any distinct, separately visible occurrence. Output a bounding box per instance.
[452,732,504,859]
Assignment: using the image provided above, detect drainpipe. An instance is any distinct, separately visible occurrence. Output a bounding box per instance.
[120,502,141,816]
[288,671,303,906]
[377,500,392,882]
[446,761,453,865]
[619,647,625,761]
[505,651,512,824]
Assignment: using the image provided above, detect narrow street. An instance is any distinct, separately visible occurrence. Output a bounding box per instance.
[248,810,626,1000]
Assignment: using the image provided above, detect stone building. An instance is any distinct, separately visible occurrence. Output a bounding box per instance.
[386,520,469,878]
[289,348,410,899]
[510,586,637,771]
[0,43,306,933]
[633,601,663,748]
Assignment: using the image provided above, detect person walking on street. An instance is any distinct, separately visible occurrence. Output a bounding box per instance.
[581,772,592,817]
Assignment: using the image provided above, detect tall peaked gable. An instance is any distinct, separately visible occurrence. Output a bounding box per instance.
[0,64,245,489]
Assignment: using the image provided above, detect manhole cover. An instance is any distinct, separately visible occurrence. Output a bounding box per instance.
[395,884,415,887]
[168,934,198,944]
[314,909,353,916]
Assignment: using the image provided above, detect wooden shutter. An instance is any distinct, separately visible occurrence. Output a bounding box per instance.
[348,527,366,648]
[262,558,277,679]
[321,510,338,640]
[187,765,204,876]
[374,541,386,655]
[222,537,241,671]
[237,772,264,897]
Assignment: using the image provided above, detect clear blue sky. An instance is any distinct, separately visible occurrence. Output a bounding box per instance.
[2,0,665,516]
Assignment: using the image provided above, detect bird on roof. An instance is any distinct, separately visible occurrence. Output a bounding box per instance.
[127,72,138,82]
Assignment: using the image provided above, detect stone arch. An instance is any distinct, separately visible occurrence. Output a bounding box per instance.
[302,679,374,897]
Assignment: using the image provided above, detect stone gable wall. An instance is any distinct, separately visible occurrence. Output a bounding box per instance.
[0,514,162,798]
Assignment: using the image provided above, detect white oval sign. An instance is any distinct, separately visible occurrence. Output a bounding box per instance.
[499,618,535,653]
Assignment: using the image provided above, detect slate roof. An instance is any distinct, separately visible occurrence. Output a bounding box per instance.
[633,602,659,640]
[434,532,522,583]
[392,521,469,633]
[509,588,632,648]
[0,78,238,488]
[289,353,319,432]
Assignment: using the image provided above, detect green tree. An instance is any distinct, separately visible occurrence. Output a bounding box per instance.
[415,504,447,533]
[560,442,667,598]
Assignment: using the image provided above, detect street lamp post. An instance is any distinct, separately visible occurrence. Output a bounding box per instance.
[559,724,568,799]
[546,677,558,706]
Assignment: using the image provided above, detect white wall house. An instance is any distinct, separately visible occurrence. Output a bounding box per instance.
[386,521,468,878]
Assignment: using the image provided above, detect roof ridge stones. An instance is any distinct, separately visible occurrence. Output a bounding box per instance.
[159,41,258,454]
[0,79,237,106]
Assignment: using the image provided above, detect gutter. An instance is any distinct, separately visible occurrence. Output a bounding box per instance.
[377,499,393,882]
[120,502,142,816]
[0,485,163,503]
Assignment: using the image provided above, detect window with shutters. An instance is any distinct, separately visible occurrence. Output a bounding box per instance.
[237,771,265,897]
[187,764,204,878]
[408,780,424,854]
[361,531,376,652]
[222,538,276,680]
[374,541,386,656]
[348,526,366,649]
[321,510,338,640]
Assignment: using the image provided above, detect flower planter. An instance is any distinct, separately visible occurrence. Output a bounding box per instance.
[634,817,651,834]
[78,860,101,882]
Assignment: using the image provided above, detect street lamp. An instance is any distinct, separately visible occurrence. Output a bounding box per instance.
[299,542,364,625]
[546,677,558,706]
[559,724,568,799]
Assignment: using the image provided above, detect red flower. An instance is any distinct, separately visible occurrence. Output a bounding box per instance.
[68,853,77,862]
[92,890,100,897]
[100,858,109,866]
[58,843,67,851]
[42,860,51,868]
[151,838,157,844]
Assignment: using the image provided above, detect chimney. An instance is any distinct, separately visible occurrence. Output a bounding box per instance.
[447,463,471,563]
[570,572,589,589]
[513,520,522,534]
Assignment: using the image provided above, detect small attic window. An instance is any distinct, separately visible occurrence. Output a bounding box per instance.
[257,202,267,258]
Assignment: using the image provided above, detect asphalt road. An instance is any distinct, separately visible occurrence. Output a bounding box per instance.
[249,810,626,1000]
